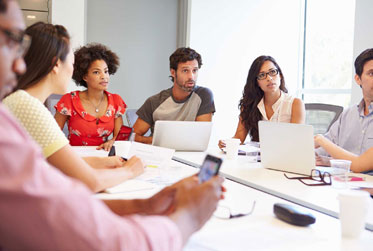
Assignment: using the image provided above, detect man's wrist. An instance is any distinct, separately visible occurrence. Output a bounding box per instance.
[169,209,198,244]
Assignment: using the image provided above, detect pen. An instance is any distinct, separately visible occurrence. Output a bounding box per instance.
[121,157,128,161]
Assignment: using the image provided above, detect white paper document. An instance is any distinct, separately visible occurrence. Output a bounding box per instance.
[221,144,260,155]
[128,142,175,168]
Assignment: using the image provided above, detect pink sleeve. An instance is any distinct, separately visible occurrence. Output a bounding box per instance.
[55,93,73,116]
[0,105,182,251]
[113,94,127,118]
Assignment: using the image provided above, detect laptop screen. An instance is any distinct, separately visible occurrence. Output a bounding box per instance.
[152,121,213,151]
[259,121,315,175]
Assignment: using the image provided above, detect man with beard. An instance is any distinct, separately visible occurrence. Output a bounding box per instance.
[134,47,215,144]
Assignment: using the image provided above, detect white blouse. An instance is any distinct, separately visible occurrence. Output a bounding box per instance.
[257,91,295,122]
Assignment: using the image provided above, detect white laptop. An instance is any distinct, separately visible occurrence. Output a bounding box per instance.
[152,121,212,151]
[259,121,315,175]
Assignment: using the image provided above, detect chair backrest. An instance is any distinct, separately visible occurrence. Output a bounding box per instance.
[125,108,139,127]
[305,103,343,134]
[124,108,151,136]
[45,94,69,137]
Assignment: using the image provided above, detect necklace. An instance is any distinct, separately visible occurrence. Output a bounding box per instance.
[87,93,104,113]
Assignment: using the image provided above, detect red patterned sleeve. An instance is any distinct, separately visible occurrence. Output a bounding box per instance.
[112,94,127,118]
[55,93,73,116]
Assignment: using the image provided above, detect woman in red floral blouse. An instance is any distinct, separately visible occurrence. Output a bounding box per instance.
[55,44,126,151]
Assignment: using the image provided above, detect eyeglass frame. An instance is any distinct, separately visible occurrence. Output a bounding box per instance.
[214,200,256,220]
[257,68,279,80]
[0,25,31,57]
[283,169,332,186]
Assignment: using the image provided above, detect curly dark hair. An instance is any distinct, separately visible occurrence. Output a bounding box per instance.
[239,55,288,142]
[355,48,373,77]
[73,43,119,88]
[16,22,70,91]
[169,47,202,82]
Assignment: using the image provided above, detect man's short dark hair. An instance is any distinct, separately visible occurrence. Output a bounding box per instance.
[0,0,9,13]
[355,48,373,77]
[169,47,202,82]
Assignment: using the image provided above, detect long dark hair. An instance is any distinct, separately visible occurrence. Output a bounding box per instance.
[239,55,287,141]
[16,22,70,91]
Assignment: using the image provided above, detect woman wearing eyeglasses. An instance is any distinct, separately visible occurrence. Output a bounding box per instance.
[3,22,144,192]
[219,55,305,148]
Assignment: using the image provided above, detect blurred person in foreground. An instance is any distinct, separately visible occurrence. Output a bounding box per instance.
[0,0,225,249]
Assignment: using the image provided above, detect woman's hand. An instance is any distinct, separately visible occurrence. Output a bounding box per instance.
[315,153,331,166]
[84,156,124,169]
[218,140,226,149]
[123,156,145,178]
[314,134,325,149]
[97,139,115,151]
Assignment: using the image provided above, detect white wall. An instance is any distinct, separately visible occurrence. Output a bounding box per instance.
[190,0,304,144]
[350,0,373,105]
[51,0,86,92]
[86,0,178,109]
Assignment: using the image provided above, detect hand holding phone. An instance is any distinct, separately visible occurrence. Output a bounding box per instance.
[198,154,223,183]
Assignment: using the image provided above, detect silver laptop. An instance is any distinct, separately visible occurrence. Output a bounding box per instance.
[152,121,212,151]
[259,121,315,175]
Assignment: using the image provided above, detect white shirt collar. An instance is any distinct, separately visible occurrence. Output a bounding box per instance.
[257,91,284,120]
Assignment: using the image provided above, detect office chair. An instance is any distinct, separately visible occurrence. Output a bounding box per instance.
[125,108,138,127]
[305,103,343,134]
[45,94,69,137]
[125,108,151,136]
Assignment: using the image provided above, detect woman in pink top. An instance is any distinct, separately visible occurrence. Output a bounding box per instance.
[219,55,305,148]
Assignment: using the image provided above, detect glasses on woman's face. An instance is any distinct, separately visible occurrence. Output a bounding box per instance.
[214,201,256,220]
[0,26,31,57]
[257,69,279,80]
[284,169,332,186]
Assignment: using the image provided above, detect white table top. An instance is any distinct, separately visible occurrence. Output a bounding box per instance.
[173,147,373,231]
[185,179,373,251]
[97,175,373,251]
[73,146,373,250]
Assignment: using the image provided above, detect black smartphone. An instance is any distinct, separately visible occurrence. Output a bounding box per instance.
[198,154,223,183]
[108,145,116,156]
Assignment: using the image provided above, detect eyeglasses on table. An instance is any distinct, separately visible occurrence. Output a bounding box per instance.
[214,201,256,220]
[284,169,332,186]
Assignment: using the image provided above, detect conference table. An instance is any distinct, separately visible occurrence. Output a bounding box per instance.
[74,145,373,250]
[174,147,373,231]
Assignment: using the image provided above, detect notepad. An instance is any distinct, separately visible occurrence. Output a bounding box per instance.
[105,179,155,194]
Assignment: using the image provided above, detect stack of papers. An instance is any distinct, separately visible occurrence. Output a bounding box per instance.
[106,142,177,193]
[128,142,175,168]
